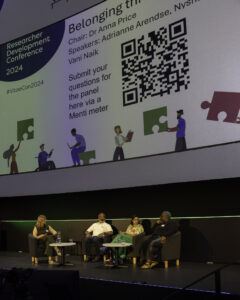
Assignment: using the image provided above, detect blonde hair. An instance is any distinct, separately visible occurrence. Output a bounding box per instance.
[36,215,47,228]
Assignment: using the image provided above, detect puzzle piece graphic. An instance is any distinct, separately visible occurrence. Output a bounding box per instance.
[201,92,240,123]
[143,107,168,135]
[78,150,96,165]
[17,118,34,141]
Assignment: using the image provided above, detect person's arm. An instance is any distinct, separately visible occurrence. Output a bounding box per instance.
[85,224,94,237]
[152,222,160,232]
[49,226,57,236]
[167,126,179,132]
[7,156,10,167]
[156,218,163,224]
[70,142,81,149]
[104,230,113,236]
[125,225,131,235]
[33,226,46,239]
[102,224,113,236]
[14,141,21,153]
[33,226,38,238]
[48,149,54,158]
[162,222,178,237]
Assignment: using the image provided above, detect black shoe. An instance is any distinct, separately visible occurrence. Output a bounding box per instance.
[85,256,91,262]
[92,256,101,262]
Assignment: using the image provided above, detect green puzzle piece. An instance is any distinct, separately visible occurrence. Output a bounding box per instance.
[78,150,96,165]
[17,118,34,141]
[143,107,168,135]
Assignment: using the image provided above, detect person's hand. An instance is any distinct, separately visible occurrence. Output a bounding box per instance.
[156,219,161,224]
[38,234,47,239]
[161,236,167,244]
[98,233,104,238]
[50,149,54,152]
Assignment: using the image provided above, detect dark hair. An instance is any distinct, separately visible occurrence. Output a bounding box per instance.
[114,125,122,134]
[98,212,106,218]
[71,128,76,134]
[162,211,172,219]
[130,215,140,225]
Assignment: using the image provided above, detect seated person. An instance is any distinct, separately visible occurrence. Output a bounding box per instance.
[38,144,56,171]
[85,212,113,262]
[141,211,178,269]
[32,215,59,264]
[110,215,144,261]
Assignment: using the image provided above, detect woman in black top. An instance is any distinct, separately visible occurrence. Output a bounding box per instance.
[33,215,59,264]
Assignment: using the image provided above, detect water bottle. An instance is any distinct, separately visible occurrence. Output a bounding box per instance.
[56,231,61,243]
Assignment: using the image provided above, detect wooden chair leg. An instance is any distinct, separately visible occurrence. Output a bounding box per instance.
[176,259,180,267]
[133,257,137,265]
[83,254,87,262]
[55,256,59,263]
[164,261,168,269]
[103,255,107,263]
[34,257,38,264]
[32,257,35,263]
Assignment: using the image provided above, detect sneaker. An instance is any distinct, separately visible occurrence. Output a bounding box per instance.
[151,261,159,268]
[48,260,55,265]
[141,263,152,269]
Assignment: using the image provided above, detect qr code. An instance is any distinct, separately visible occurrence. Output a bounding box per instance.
[121,18,190,106]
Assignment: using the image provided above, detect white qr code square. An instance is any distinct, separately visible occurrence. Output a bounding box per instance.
[122,18,190,106]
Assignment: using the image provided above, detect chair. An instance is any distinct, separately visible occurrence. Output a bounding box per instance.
[127,232,145,265]
[161,231,181,269]
[134,231,181,268]
[28,234,57,264]
[82,234,112,262]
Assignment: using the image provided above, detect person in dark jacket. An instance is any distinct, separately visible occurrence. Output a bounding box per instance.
[141,211,178,269]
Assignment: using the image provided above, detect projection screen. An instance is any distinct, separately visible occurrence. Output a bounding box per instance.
[0,0,240,196]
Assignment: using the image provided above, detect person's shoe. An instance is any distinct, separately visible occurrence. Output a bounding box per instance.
[48,260,55,265]
[85,256,91,262]
[92,256,101,262]
[141,263,152,269]
[151,261,159,268]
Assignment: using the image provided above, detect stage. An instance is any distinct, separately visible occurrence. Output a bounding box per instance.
[0,251,239,298]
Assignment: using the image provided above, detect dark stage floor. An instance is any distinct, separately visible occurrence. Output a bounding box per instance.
[0,252,239,296]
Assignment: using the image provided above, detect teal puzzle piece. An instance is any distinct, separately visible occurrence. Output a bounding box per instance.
[143,107,168,135]
[78,150,96,165]
[17,118,34,141]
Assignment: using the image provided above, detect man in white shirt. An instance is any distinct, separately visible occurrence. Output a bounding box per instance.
[85,212,113,262]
